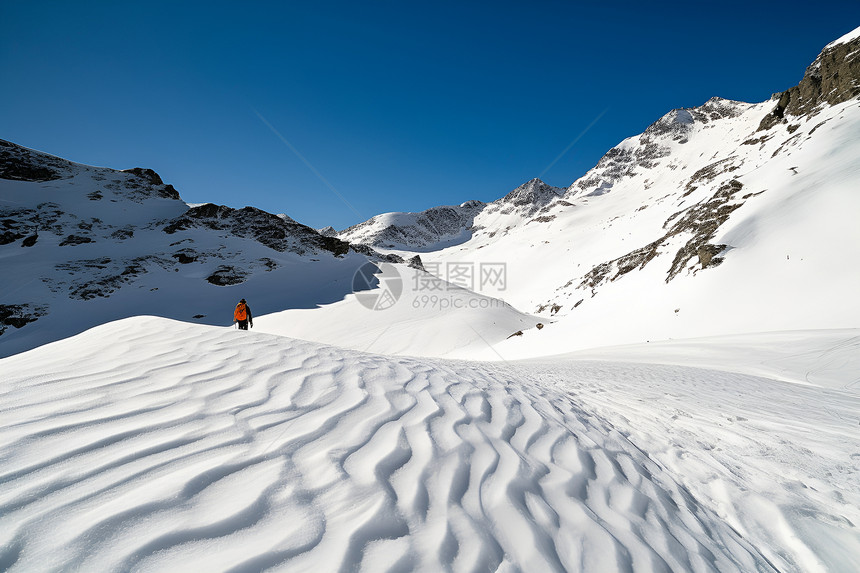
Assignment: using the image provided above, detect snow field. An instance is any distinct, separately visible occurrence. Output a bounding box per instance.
[0,317,821,572]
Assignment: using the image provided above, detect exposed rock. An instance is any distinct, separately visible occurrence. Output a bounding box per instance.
[581,179,745,290]
[319,235,350,257]
[0,139,64,182]
[666,180,743,280]
[172,251,197,264]
[572,99,749,200]
[494,178,564,216]
[0,303,48,335]
[122,167,164,186]
[21,235,38,247]
[697,244,727,268]
[206,265,247,286]
[259,257,278,271]
[159,184,181,200]
[59,235,94,246]
[164,203,350,256]
[348,243,405,264]
[1,230,26,245]
[759,33,860,130]
[407,255,425,271]
[110,227,134,240]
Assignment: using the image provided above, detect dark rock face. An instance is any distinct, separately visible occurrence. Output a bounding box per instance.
[0,303,48,335]
[206,265,247,286]
[759,34,860,130]
[122,167,164,186]
[348,242,405,264]
[0,139,64,182]
[164,203,351,256]
[1,229,26,245]
[407,255,425,271]
[59,235,94,246]
[159,184,181,200]
[697,244,727,268]
[172,251,198,264]
[110,227,134,240]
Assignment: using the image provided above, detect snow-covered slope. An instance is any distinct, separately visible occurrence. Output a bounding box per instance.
[254,265,540,359]
[2,316,858,571]
[0,141,411,357]
[326,29,860,358]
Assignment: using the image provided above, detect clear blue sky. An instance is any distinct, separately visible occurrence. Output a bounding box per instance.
[2,1,858,230]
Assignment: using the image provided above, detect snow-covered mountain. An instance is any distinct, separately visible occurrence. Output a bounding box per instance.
[336,178,567,251]
[0,139,539,359]
[337,199,487,251]
[0,140,403,357]
[325,27,860,358]
[2,27,860,573]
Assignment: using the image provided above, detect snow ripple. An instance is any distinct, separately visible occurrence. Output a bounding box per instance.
[0,318,784,572]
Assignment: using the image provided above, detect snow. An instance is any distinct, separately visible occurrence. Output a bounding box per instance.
[3,29,860,573]
[824,25,860,50]
[370,97,860,359]
[254,266,539,359]
[2,317,858,571]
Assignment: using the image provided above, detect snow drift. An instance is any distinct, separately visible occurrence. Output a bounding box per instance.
[2,317,858,571]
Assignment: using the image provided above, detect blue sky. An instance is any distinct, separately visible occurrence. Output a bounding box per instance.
[2,1,858,230]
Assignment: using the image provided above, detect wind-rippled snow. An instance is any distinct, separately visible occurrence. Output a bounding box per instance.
[2,317,858,572]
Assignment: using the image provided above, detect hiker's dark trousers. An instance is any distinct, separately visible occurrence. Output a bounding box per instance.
[238,320,249,330]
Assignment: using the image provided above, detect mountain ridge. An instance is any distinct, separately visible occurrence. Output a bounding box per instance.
[0,139,409,356]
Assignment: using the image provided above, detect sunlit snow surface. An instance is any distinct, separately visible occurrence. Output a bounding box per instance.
[2,318,858,572]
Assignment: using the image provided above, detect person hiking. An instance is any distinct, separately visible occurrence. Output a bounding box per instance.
[233,298,253,330]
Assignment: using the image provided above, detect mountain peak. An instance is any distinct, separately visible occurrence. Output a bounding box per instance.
[499,178,564,206]
[824,25,860,50]
[759,27,860,129]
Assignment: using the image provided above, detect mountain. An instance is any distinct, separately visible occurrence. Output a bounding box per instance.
[320,27,860,358]
[2,27,860,573]
[337,200,486,251]
[0,140,397,357]
[336,178,566,251]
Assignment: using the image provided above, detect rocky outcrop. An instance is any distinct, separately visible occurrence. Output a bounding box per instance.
[0,303,48,336]
[163,203,351,256]
[59,234,94,246]
[580,179,746,290]
[407,255,425,271]
[206,265,247,286]
[121,167,181,199]
[491,178,564,216]
[759,32,860,130]
[0,139,66,182]
[122,167,164,185]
